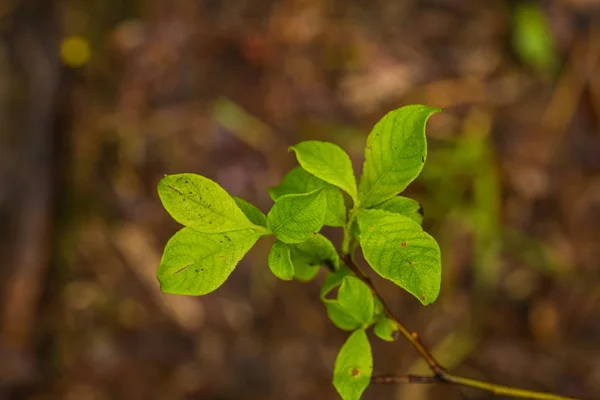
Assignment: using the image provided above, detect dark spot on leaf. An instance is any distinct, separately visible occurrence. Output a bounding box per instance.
[401,241,407,247]
[418,205,424,216]
[225,236,231,241]
[408,261,414,265]
[174,264,191,274]
[351,368,360,377]
[421,155,425,162]
[420,294,426,301]
[391,330,400,340]
[195,269,199,273]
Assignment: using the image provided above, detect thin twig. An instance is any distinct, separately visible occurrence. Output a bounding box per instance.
[338,253,580,400]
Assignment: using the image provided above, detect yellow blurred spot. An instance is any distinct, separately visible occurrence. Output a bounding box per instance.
[60,36,91,68]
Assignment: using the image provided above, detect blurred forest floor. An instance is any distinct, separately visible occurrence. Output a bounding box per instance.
[1,0,600,399]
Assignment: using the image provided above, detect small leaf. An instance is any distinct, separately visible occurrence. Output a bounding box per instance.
[269,166,346,227]
[291,234,339,282]
[233,196,267,227]
[357,209,441,305]
[157,227,262,295]
[373,317,399,342]
[267,189,327,244]
[294,233,340,270]
[333,329,373,400]
[358,106,440,208]
[338,276,374,326]
[158,174,255,233]
[326,301,362,331]
[292,260,320,282]
[268,241,295,280]
[290,141,358,203]
[372,196,423,225]
[321,266,351,300]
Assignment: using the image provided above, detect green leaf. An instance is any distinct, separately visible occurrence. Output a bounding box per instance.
[157,227,262,295]
[512,3,558,76]
[373,316,399,342]
[269,166,346,227]
[333,329,373,400]
[158,173,255,233]
[358,105,441,208]
[290,141,358,203]
[292,259,320,282]
[290,234,339,282]
[338,276,374,326]
[321,266,351,300]
[233,196,267,227]
[357,209,441,305]
[294,233,340,270]
[372,196,423,225]
[326,301,362,331]
[267,189,327,244]
[268,241,295,280]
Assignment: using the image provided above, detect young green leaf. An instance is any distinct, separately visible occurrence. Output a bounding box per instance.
[337,276,374,326]
[373,316,399,342]
[158,173,255,233]
[372,196,423,225]
[357,209,441,305]
[290,234,339,282]
[321,266,351,300]
[323,275,374,331]
[266,189,327,244]
[233,196,267,227]
[269,166,346,227]
[268,241,295,280]
[358,105,441,208]
[326,301,362,331]
[157,227,262,295]
[290,141,358,203]
[292,260,320,282]
[294,233,340,270]
[333,329,373,400]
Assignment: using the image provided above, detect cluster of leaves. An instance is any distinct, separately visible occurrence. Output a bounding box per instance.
[157,105,442,400]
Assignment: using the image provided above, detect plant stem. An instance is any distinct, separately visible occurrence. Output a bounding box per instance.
[338,253,579,400]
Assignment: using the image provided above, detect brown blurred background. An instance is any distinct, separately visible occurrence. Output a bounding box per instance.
[1,0,599,399]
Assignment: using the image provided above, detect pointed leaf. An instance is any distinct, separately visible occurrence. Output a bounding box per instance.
[233,196,267,227]
[290,141,358,203]
[333,330,373,400]
[269,166,346,227]
[157,227,262,295]
[357,209,441,305]
[158,174,255,233]
[372,196,423,225]
[338,276,374,326]
[358,105,441,208]
[267,189,327,244]
[373,317,399,342]
[268,241,295,280]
